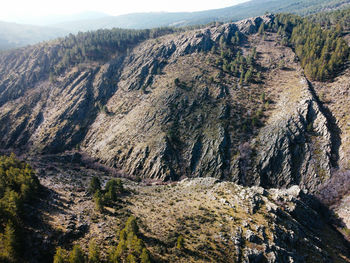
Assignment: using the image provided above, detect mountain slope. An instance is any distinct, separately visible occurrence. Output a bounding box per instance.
[0,14,343,193]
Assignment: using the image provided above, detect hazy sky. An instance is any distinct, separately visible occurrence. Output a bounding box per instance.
[1,0,250,23]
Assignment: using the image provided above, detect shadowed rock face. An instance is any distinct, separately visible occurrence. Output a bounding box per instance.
[0,14,339,191]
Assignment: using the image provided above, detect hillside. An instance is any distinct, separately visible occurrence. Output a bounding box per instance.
[0,14,346,189]
[0,11,350,263]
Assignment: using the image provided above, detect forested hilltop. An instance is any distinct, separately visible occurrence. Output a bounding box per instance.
[0,7,350,263]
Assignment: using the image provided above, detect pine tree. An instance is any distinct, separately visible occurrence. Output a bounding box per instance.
[219,35,226,49]
[244,69,253,83]
[239,75,243,86]
[2,221,18,261]
[176,235,185,250]
[69,245,85,263]
[54,247,66,263]
[257,72,262,81]
[125,216,139,235]
[140,248,151,263]
[252,47,257,59]
[88,240,100,263]
[258,23,265,35]
[93,190,104,212]
[88,177,101,195]
[235,31,240,44]
[260,92,266,102]
[133,238,145,256]
[4,190,21,219]
[113,239,127,260]
[126,254,137,263]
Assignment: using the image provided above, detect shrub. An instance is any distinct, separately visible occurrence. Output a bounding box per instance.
[176,235,185,250]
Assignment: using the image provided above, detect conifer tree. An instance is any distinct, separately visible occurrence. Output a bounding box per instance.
[176,235,185,250]
[88,177,101,195]
[2,221,18,261]
[244,69,253,83]
[126,254,137,263]
[140,248,151,263]
[258,23,265,35]
[94,190,104,213]
[54,247,67,263]
[88,240,100,263]
[69,244,85,263]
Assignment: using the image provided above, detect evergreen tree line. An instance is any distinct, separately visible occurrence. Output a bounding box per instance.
[0,154,40,262]
[48,27,182,75]
[272,14,349,81]
[53,216,152,263]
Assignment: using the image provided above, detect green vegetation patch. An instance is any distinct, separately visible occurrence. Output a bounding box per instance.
[274,14,349,81]
[0,153,40,262]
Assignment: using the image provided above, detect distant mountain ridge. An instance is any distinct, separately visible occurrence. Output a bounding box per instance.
[1,0,350,50]
[0,21,67,50]
[51,0,350,32]
[12,11,109,26]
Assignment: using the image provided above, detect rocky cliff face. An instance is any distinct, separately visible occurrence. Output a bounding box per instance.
[253,78,333,191]
[0,14,343,192]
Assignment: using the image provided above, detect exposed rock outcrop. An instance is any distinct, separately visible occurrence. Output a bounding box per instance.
[254,78,332,191]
